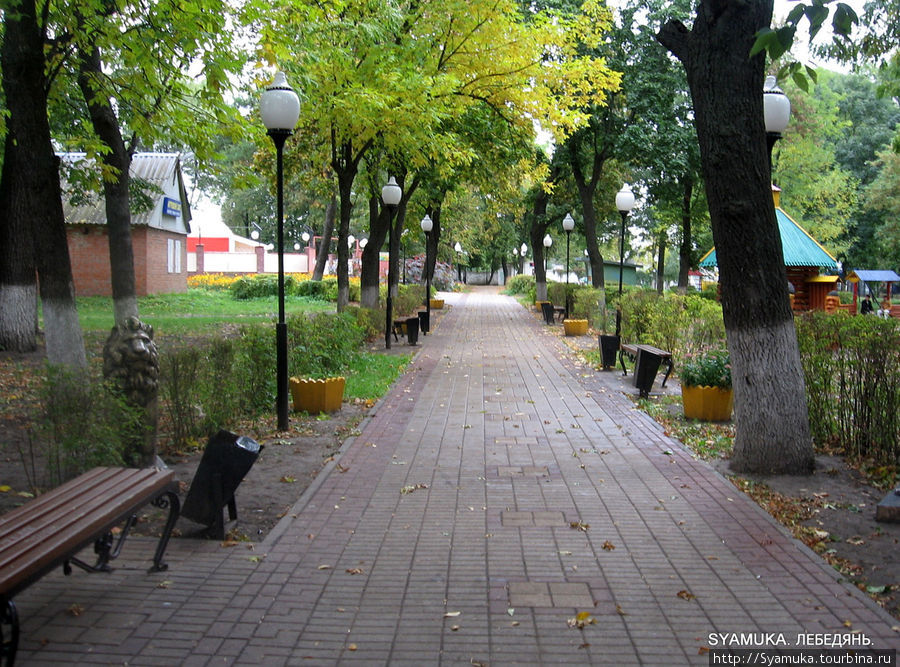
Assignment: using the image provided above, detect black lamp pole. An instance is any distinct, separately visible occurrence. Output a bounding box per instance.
[563,213,574,319]
[615,209,627,339]
[385,209,397,350]
[382,177,402,350]
[763,75,791,177]
[261,71,299,432]
[614,185,635,340]
[268,129,290,430]
[421,214,433,335]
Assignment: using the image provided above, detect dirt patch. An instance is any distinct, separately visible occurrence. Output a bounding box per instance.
[0,342,376,545]
[556,329,900,620]
[150,402,369,541]
[713,455,900,618]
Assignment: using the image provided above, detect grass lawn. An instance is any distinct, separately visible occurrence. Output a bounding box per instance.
[68,289,410,403]
[74,290,334,337]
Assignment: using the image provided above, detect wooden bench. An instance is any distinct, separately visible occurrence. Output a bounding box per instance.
[0,467,180,665]
[539,302,566,325]
[619,343,674,397]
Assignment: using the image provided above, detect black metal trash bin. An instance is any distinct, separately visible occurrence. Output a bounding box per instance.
[181,430,263,538]
[598,334,619,370]
[540,302,555,325]
[406,316,420,345]
[633,347,663,398]
[418,310,430,335]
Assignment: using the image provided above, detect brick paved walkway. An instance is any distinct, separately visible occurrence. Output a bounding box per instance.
[14,288,900,665]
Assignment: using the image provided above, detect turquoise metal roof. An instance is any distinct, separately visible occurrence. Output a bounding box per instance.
[699,208,838,270]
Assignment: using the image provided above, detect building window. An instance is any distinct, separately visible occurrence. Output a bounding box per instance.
[168,239,182,274]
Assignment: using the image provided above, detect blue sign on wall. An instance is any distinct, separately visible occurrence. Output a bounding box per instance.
[162,197,182,217]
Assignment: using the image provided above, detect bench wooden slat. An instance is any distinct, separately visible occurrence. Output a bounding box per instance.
[0,467,175,599]
[0,468,163,558]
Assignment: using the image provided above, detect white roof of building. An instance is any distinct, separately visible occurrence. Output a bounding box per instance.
[60,152,191,233]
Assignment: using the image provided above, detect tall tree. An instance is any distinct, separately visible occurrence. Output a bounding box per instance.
[259,0,618,311]
[0,129,38,352]
[60,0,243,325]
[658,0,814,474]
[1,0,87,368]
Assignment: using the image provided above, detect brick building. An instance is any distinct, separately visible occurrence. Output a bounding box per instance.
[61,153,192,296]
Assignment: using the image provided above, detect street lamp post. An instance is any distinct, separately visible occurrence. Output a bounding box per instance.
[615,184,636,339]
[562,213,575,319]
[382,177,402,350]
[763,75,791,175]
[401,230,408,284]
[421,214,433,334]
[521,242,528,274]
[543,233,552,275]
[454,242,462,282]
[260,71,300,432]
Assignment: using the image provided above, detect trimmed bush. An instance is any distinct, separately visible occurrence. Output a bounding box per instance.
[505,274,535,296]
[24,366,139,490]
[345,306,384,340]
[287,312,365,379]
[571,286,607,328]
[614,289,725,360]
[296,280,328,300]
[796,312,900,462]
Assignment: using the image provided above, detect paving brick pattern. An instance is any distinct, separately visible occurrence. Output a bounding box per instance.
[13,288,900,665]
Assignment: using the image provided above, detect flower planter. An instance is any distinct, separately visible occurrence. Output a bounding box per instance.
[430,298,444,310]
[290,376,345,414]
[681,385,733,421]
[563,319,589,336]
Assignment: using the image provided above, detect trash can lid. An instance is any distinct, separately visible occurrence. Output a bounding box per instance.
[236,435,261,453]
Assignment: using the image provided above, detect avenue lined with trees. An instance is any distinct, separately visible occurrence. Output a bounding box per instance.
[1,0,899,474]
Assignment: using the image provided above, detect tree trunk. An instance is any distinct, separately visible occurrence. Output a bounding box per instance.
[658,0,813,474]
[677,175,693,290]
[570,149,607,289]
[387,174,417,302]
[3,0,86,369]
[389,204,405,299]
[77,43,139,325]
[335,170,352,312]
[331,137,371,311]
[656,228,666,294]
[360,196,387,309]
[0,129,38,352]
[312,194,336,281]
[529,188,551,302]
[426,204,442,284]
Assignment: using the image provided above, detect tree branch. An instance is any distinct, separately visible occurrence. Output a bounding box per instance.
[656,19,690,62]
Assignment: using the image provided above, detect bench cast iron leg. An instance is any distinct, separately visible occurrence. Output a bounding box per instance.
[67,514,138,574]
[660,359,674,388]
[619,350,628,377]
[0,599,18,667]
[151,490,181,572]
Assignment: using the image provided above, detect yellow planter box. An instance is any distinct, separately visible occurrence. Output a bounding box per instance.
[430,299,444,309]
[290,376,345,413]
[535,300,550,313]
[681,385,733,421]
[563,319,589,336]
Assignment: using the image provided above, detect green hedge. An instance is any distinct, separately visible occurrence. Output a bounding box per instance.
[229,275,361,302]
[617,290,726,359]
[504,274,534,296]
[796,312,900,462]
[156,312,367,451]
